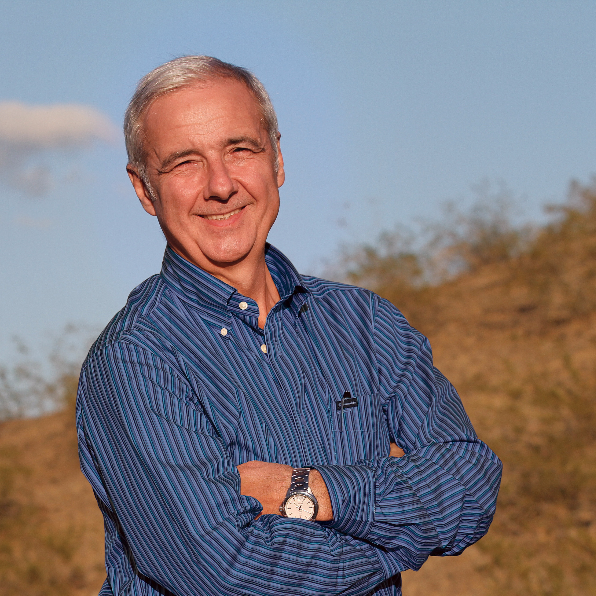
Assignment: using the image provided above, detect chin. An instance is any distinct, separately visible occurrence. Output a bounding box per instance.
[201,241,257,267]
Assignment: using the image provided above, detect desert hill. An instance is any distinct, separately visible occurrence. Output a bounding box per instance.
[0,399,104,594]
[1,182,595,595]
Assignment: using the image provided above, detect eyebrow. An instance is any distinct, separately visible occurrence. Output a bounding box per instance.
[157,136,267,174]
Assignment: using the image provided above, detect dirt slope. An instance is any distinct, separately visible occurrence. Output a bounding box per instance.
[0,409,105,595]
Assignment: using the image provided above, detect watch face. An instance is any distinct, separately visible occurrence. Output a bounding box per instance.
[284,493,316,520]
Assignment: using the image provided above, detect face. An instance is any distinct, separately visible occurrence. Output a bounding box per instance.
[128,79,284,275]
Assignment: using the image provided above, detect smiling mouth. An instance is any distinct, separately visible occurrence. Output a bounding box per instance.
[201,207,243,221]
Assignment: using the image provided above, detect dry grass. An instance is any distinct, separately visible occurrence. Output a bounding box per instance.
[0,382,105,595]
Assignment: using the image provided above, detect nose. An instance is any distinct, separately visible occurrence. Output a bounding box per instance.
[205,156,237,201]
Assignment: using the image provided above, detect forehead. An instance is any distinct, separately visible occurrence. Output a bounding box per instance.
[141,79,265,148]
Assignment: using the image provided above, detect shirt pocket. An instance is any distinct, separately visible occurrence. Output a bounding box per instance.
[330,390,389,463]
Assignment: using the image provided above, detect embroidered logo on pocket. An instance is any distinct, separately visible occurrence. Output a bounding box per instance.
[336,391,358,411]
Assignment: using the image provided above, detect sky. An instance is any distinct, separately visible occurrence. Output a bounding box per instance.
[1,0,596,364]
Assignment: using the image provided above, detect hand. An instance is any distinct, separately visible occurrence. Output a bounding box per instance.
[390,442,405,458]
[237,461,333,521]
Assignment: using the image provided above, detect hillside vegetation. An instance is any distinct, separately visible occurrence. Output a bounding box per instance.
[1,181,595,595]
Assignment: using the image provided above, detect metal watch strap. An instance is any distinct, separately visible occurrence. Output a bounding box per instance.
[285,467,311,498]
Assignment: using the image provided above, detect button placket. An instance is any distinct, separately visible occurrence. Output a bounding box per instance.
[215,313,234,342]
[231,295,261,332]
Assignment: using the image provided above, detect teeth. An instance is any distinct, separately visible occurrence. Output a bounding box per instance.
[203,208,242,221]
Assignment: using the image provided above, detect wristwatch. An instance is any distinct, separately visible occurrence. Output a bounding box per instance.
[279,467,319,520]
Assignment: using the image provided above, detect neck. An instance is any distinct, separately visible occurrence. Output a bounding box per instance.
[220,253,280,329]
[172,245,280,329]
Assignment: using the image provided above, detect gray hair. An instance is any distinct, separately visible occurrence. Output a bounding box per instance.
[124,56,280,189]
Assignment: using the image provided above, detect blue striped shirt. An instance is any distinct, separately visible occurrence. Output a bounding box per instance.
[76,244,502,596]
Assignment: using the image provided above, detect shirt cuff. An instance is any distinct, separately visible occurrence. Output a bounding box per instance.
[314,463,376,539]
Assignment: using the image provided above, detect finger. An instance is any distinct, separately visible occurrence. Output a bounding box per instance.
[389,442,405,458]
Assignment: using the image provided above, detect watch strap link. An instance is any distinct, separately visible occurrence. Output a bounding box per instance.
[285,467,311,499]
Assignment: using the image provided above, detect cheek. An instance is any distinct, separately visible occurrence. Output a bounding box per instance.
[158,183,201,217]
[243,174,280,207]
[169,171,205,195]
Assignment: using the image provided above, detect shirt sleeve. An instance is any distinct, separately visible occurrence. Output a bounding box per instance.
[76,339,401,596]
[315,296,502,572]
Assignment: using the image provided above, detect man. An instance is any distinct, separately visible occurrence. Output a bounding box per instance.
[76,56,501,596]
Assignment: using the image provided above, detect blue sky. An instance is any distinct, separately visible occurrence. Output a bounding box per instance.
[1,0,596,363]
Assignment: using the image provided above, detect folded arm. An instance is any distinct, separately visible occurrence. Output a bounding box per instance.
[238,296,501,573]
[237,443,405,520]
[312,297,502,570]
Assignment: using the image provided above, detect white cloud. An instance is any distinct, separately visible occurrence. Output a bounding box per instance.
[0,102,117,148]
[0,102,118,196]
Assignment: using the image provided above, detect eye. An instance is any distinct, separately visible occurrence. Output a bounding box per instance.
[164,159,201,176]
[172,159,200,170]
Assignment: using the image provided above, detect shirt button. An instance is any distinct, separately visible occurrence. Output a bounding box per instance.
[220,328,228,336]
[260,344,267,354]
[239,301,248,310]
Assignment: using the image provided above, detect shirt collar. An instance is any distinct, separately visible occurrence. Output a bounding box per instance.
[160,244,308,311]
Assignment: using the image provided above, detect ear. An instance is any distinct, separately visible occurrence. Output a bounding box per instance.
[127,165,157,216]
[275,136,285,188]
